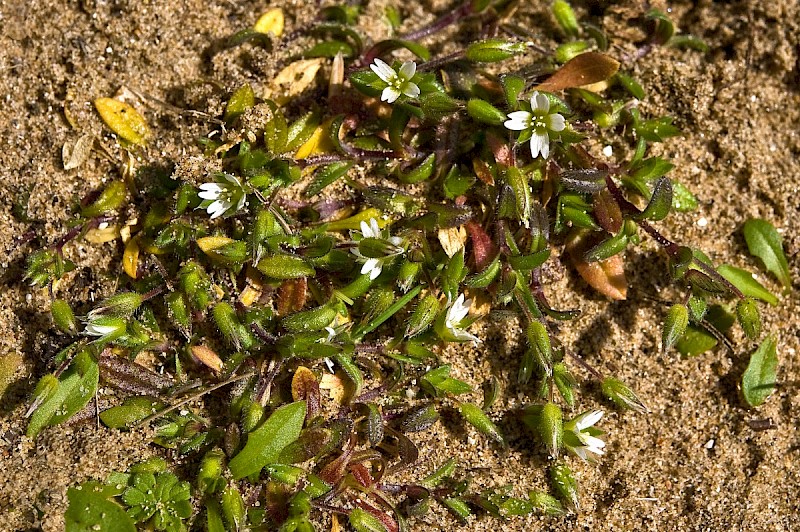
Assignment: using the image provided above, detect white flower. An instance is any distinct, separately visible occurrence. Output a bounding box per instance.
[504,91,566,159]
[84,323,120,337]
[369,58,421,104]
[350,218,405,281]
[197,173,247,219]
[444,293,480,343]
[564,409,605,461]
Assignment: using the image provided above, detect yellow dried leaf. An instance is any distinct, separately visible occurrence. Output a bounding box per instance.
[266,58,324,105]
[94,97,150,146]
[331,514,341,532]
[438,226,467,258]
[123,237,140,279]
[196,236,235,254]
[191,345,223,372]
[84,224,121,243]
[238,285,262,307]
[325,208,387,231]
[294,118,334,159]
[254,8,284,36]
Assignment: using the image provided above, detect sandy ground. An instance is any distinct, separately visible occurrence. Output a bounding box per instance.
[1,0,799,530]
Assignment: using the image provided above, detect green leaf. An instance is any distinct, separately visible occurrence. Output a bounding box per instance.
[305,161,354,196]
[741,336,778,407]
[27,350,99,438]
[635,177,672,221]
[743,219,791,288]
[65,482,136,532]
[717,264,778,305]
[229,401,307,479]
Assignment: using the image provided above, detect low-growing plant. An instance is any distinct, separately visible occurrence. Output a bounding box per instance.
[21,1,788,530]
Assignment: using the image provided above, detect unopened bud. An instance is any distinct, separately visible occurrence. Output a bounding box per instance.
[601,377,649,413]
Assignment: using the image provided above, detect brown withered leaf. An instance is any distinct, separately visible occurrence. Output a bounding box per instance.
[190,345,223,372]
[438,226,467,258]
[320,372,348,404]
[277,278,307,316]
[535,52,620,92]
[292,366,321,419]
[565,229,627,300]
[593,189,623,234]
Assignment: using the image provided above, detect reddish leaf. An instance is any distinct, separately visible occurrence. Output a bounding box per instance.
[465,220,497,271]
[593,189,623,233]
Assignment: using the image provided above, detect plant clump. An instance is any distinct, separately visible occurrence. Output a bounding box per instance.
[18,1,788,530]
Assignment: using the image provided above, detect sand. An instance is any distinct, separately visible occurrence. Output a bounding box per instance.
[1,0,798,530]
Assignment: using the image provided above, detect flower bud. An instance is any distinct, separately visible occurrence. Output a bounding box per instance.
[405,294,439,338]
[552,0,580,37]
[601,376,649,413]
[165,292,191,337]
[197,449,225,495]
[83,316,127,343]
[212,302,254,350]
[88,292,143,320]
[465,39,527,62]
[256,254,315,279]
[81,180,128,217]
[555,40,590,63]
[526,321,553,377]
[537,402,563,458]
[221,484,246,531]
[466,99,508,126]
[51,299,78,335]
[662,303,689,352]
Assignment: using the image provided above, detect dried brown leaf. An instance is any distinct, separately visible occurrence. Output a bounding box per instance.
[190,345,223,372]
[535,52,620,92]
[62,134,94,170]
[566,229,627,300]
[292,366,321,419]
[438,226,467,258]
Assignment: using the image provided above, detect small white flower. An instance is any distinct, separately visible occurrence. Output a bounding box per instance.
[350,218,405,281]
[84,323,120,337]
[564,409,605,461]
[369,58,421,104]
[504,91,566,159]
[444,293,480,343]
[197,173,247,219]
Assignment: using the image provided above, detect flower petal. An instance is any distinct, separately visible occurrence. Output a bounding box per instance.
[451,328,481,343]
[504,111,531,131]
[531,91,550,112]
[529,131,549,159]
[198,189,221,200]
[369,218,381,237]
[548,113,566,132]
[381,86,401,103]
[403,82,420,99]
[370,58,396,83]
[575,409,604,430]
[399,61,417,80]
